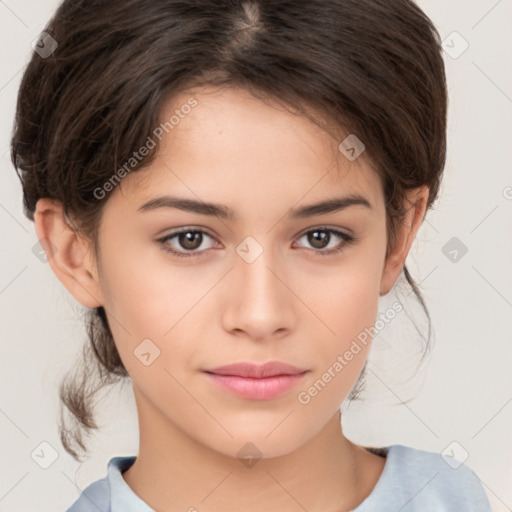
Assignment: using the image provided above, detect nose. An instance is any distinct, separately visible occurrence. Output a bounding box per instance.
[221,239,296,341]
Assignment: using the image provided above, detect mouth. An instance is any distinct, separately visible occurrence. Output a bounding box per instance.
[202,361,309,400]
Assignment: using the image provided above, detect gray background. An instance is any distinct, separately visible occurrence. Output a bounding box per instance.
[1,1,511,511]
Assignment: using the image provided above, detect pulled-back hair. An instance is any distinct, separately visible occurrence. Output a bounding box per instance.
[11,0,447,461]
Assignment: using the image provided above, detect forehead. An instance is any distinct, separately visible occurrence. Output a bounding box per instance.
[116,86,383,209]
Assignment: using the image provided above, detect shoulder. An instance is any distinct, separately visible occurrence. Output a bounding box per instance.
[65,476,110,512]
[64,456,137,512]
[355,444,492,511]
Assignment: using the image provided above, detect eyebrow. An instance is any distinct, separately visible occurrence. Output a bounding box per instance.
[138,194,371,219]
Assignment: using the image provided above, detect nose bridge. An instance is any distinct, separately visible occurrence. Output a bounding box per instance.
[224,234,294,337]
[236,234,283,305]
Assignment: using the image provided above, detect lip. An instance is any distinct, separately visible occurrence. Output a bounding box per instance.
[203,361,308,378]
[202,361,309,400]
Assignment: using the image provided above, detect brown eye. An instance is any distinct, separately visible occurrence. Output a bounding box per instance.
[157,228,217,258]
[177,231,203,250]
[307,230,330,249]
[295,227,356,256]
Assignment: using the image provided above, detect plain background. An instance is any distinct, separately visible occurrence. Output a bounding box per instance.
[1,1,511,511]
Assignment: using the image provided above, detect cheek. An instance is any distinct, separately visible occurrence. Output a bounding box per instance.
[97,237,219,374]
[319,272,378,325]
[297,237,385,390]
[293,281,378,419]
[98,234,200,329]
[309,269,378,374]
[304,247,384,344]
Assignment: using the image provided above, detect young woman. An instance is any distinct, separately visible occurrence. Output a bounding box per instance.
[11,0,492,510]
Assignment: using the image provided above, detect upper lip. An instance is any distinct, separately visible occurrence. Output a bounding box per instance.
[203,361,309,378]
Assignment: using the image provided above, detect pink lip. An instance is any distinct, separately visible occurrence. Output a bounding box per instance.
[203,361,309,400]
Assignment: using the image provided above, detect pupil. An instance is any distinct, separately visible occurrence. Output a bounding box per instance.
[180,231,202,250]
[309,230,329,249]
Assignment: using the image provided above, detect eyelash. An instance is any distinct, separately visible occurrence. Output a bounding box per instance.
[156,226,357,259]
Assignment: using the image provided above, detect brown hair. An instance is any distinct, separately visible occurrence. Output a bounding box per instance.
[11,0,447,461]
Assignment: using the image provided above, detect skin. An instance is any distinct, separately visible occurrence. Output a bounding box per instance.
[34,86,428,512]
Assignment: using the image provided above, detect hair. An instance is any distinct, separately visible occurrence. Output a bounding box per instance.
[11,0,447,461]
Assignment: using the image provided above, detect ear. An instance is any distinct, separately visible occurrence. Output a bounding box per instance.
[380,186,429,296]
[33,198,103,308]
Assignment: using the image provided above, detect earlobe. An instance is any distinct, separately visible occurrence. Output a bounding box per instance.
[33,198,103,308]
[379,187,429,296]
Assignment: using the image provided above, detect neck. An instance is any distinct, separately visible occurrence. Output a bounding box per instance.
[122,388,385,512]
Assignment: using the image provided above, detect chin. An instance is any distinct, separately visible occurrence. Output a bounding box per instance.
[206,426,313,463]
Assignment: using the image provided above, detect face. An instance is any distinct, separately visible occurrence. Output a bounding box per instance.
[89,86,391,458]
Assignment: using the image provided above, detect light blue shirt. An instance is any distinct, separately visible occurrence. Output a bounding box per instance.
[65,444,492,511]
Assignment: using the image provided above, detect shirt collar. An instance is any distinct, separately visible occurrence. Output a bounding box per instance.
[107,447,394,511]
[107,456,155,512]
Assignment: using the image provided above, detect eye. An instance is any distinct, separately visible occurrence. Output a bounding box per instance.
[157,226,357,259]
[157,228,218,258]
[293,227,356,256]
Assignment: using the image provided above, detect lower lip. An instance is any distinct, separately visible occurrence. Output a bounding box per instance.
[203,372,308,400]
